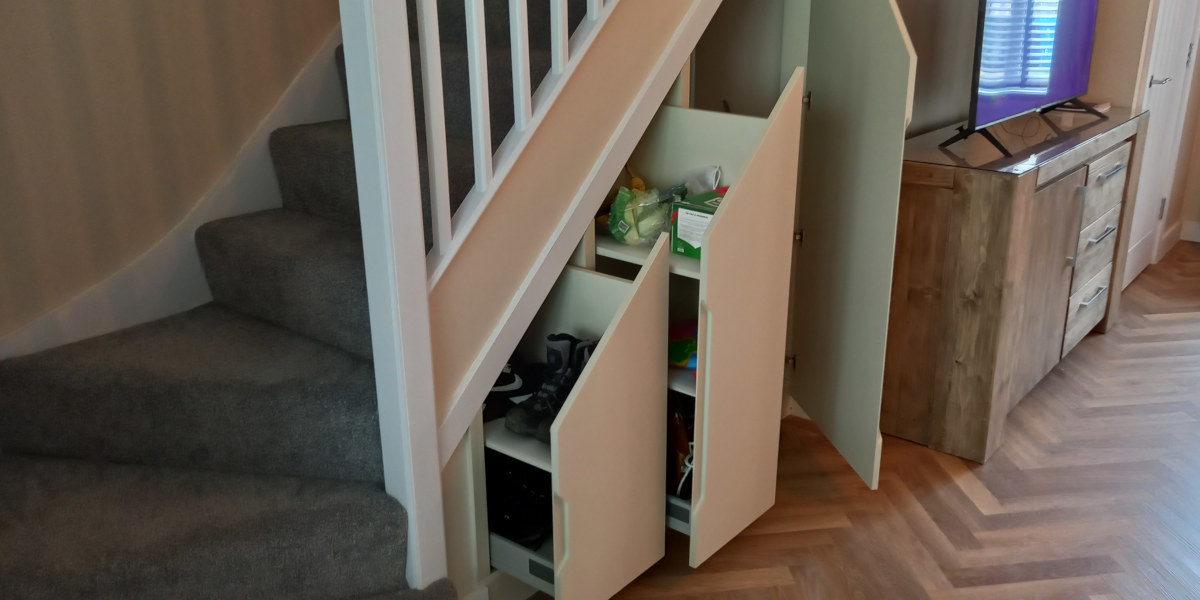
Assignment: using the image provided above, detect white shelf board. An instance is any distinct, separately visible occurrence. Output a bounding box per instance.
[666,494,692,535]
[596,235,701,280]
[484,419,552,472]
[668,368,697,397]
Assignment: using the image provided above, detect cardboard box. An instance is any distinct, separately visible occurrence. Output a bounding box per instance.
[671,191,724,259]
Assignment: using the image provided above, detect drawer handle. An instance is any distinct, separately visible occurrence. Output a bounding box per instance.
[1098,163,1127,183]
[1088,226,1118,245]
[1080,285,1109,308]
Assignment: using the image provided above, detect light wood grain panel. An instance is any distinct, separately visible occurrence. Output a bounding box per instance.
[1082,142,1132,225]
[1062,263,1113,358]
[689,70,804,567]
[552,236,670,600]
[882,168,1017,462]
[1037,118,1141,187]
[1073,204,1122,293]
[1101,113,1149,332]
[991,169,1085,424]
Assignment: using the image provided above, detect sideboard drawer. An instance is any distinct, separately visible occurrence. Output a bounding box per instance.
[1072,204,1121,294]
[1063,263,1113,358]
[1082,143,1131,225]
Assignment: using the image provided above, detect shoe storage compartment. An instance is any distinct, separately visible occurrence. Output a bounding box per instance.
[588,75,805,567]
[483,238,670,599]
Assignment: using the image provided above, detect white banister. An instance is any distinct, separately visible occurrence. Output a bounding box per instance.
[510,0,534,131]
[464,0,494,190]
[550,0,569,74]
[587,0,602,21]
[338,0,447,588]
[414,0,453,256]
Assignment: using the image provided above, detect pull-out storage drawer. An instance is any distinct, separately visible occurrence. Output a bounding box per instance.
[590,73,804,568]
[1063,263,1113,358]
[1081,142,1131,225]
[1072,204,1121,293]
[484,240,670,599]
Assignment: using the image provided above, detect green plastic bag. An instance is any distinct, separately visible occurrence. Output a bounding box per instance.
[608,187,672,246]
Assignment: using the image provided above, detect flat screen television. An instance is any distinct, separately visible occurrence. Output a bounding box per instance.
[970,0,1101,129]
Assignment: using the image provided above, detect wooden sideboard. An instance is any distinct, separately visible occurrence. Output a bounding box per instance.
[882,108,1149,462]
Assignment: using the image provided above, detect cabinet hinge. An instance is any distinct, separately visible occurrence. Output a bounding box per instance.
[794,229,805,246]
[785,355,797,370]
[1160,197,1168,220]
[1189,43,1196,68]
[803,91,812,108]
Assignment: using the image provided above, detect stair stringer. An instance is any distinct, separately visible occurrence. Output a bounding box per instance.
[433,0,723,464]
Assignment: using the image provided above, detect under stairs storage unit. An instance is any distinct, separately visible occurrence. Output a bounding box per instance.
[484,241,671,599]
[468,70,804,598]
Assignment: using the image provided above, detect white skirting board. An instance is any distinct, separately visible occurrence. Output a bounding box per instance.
[0,28,347,360]
[1184,220,1200,242]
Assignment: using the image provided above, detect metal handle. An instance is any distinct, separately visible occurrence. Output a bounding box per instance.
[1080,285,1109,308]
[1088,226,1118,245]
[1151,76,1174,87]
[1098,163,1127,183]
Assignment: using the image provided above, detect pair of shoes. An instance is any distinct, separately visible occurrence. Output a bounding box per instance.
[483,362,537,422]
[505,333,597,443]
[485,449,552,549]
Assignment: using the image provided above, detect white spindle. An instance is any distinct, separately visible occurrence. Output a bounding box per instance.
[550,0,569,74]
[465,0,494,189]
[415,0,453,254]
[587,0,601,21]
[510,0,533,131]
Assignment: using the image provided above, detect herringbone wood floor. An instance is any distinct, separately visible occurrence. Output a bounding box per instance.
[616,242,1200,599]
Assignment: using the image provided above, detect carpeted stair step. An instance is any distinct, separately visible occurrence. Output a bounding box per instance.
[0,304,384,484]
[409,0,588,51]
[196,208,372,358]
[271,119,477,250]
[0,454,419,600]
[271,120,361,227]
[415,41,553,145]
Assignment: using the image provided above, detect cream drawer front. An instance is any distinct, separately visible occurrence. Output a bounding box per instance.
[1063,263,1113,358]
[588,72,805,569]
[485,238,670,599]
[1072,204,1121,294]
[1081,143,1131,225]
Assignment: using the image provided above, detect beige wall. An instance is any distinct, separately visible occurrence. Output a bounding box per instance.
[694,0,786,118]
[0,0,339,336]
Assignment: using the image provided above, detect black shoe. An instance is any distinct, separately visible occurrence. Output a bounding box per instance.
[535,339,598,443]
[505,333,581,436]
[483,362,537,422]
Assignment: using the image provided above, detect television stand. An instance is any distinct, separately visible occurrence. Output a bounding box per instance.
[1040,98,1109,120]
[939,125,1012,158]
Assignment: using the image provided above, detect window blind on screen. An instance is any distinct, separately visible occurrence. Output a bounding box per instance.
[979,0,1062,96]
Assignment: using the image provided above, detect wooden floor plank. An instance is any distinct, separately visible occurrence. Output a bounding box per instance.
[615,242,1200,599]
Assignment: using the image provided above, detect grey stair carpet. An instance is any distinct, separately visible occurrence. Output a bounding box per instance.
[271,119,362,226]
[0,454,408,600]
[0,304,384,484]
[197,208,373,358]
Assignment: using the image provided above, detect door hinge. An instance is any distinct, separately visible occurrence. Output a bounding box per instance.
[803,91,812,108]
[785,355,797,370]
[1160,198,1168,220]
[794,229,805,246]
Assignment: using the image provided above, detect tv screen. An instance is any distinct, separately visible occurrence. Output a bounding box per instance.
[971,0,1100,129]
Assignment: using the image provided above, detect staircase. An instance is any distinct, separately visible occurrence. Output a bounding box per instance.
[0,0,720,595]
[0,45,452,600]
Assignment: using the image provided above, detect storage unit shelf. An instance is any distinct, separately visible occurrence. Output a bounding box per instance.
[484,420,551,472]
[668,368,697,396]
[597,235,701,280]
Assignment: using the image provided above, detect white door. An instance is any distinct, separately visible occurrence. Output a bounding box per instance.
[1126,0,1200,287]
